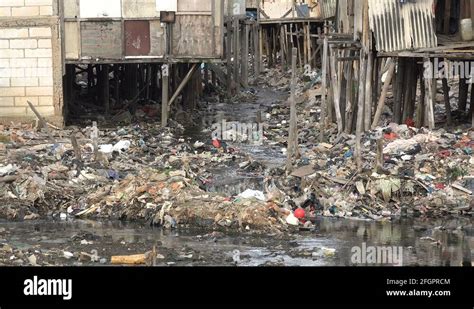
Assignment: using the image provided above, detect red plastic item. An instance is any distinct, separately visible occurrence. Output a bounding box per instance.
[212,139,222,149]
[384,133,398,141]
[405,118,415,128]
[294,208,306,219]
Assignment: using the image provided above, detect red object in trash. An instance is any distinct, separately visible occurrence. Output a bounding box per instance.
[212,139,222,149]
[435,183,446,190]
[405,118,415,128]
[437,150,452,158]
[294,208,306,219]
[384,132,398,141]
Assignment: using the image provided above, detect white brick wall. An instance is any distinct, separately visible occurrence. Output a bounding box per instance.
[0,0,53,17]
[0,25,55,118]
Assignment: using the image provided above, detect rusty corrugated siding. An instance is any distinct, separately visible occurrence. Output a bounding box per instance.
[320,0,337,19]
[368,0,437,52]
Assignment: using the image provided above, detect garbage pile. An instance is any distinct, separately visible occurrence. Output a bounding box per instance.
[256,67,474,220]
[0,119,295,233]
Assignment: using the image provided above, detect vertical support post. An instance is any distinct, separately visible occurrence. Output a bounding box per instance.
[234,18,241,93]
[372,61,396,129]
[330,46,343,134]
[161,64,169,128]
[242,23,249,88]
[280,24,287,70]
[424,58,435,129]
[226,14,233,97]
[254,23,260,77]
[287,47,298,172]
[364,52,373,130]
[319,34,328,142]
[101,65,110,115]
[356,52,367,170]
[442,77,453,127]
[416,72,425,128]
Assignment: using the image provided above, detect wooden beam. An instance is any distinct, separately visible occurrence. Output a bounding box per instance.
[161,64,169,127]
[372,61,396,129]
[168,63,198,108]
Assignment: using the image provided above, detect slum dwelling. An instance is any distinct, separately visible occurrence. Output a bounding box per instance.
[314,0,474,170]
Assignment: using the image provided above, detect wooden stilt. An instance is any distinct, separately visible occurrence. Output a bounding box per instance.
[442,77,453,126]
[356,52,367,170]
[242,23,249,88]
[424,59,435,129]
[459,76,469,112]
[364,52,373,130]
[287,47,299,172]
[161,64,169,127]
[372,61,396,129]
[319,34,328,142]
[226,16,233,97]
[330,47,343,134]
[234,18,240,93]
[393,58,404,124]
[344,56,354,134]
[280,25,287,70]
[415,73,425,128]
[101,65,110,115]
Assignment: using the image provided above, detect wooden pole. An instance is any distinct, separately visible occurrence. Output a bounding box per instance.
[442,77,453,126]
[102,65,110,115]
[330,47,343,134]
[161,64,169,127]
[356,52,367,170]
[393,58,404,123]
[242,23,249,88]
[371,61,396,129]
[226,15,233,97]
[280,24,287,70]
[168,64,198,108]
[234,18,241,93]
[287,47,298,172]
[319,34,328,142]
[344,56,354,134]
[459,76,469,112]
[364,52,373,130]
[416,73,425,128]
[424,59,435,129]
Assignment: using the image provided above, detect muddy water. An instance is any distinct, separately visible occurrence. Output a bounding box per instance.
[0,217,472,266]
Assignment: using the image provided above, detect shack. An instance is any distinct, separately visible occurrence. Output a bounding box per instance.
[0,0,227,127]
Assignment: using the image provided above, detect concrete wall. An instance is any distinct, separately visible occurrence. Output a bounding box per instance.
[0,0,63,125]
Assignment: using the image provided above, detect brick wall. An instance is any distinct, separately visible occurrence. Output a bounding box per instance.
[0,0,53,17]
[0,0,62,123]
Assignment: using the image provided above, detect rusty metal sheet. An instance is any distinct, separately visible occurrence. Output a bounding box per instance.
[81,21,122,59]
[369,0,438,52]
[124,20,151,56]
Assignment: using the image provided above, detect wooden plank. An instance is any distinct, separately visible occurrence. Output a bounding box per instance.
[287,47,299,171]
[372,61,396,129]
[319,34,328,142]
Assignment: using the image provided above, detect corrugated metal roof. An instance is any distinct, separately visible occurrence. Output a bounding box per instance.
[320,0,337,19]
[368,0,437,52]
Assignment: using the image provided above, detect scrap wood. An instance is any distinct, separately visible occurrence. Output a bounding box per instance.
[451,183,473,195]
[111,251,153,265]
[0,175,17,183]
[27,101,56,143]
